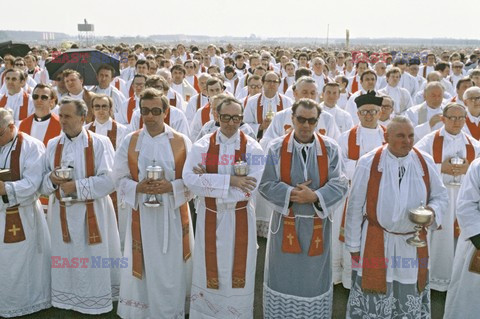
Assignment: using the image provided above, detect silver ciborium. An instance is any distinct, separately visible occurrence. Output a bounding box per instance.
[233,161,249,176]
[55,166,74,203]
[449,154,465,186]
[406,203,433,247]
[144,161,164,207]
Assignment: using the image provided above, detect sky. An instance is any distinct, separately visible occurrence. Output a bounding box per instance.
[3,0,479,39]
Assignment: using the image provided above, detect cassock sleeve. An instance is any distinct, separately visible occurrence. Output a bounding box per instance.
[313,140,348,217]
[76,135,115,201]
[456,158,480,239]
[7,138,45,206]
[258,142,295,216]
[41,138,59,195]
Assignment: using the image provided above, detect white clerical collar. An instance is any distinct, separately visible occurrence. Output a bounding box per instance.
[386,148,409,164]
[62,127,88,146]
[262,93,278,104]
[425,103,442,112]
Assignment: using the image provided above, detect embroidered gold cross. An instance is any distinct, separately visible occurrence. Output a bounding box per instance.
[8,224,20,237]
[287,233,294,245]
[90,233,100,242]
[315,237,322,248]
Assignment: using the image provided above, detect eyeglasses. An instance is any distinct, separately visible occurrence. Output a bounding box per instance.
[444,115,466,121]
[32,94,50,101]
[93,104,110,110]
[15,63,25,67]
[468,96,480,102]
[219,114,243,123]
[140,107,163,116]
[294,115,318,125]
[264,80,280,84]
[249,85,262,89]
[185,65,194,69]
[358,109,379,116]
[381,104,393,109]
[453,66,463,69]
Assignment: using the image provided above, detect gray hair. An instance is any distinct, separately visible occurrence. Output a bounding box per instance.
[0,108,14,128]
[442,102,466,116]
[378,94,395,108]
[386,116,413,131]
[59,97,87,117]
[292,76,318,92]
[464,86,480,100]
[424,81,445,94]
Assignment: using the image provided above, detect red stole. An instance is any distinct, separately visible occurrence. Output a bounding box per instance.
[201,103,211,125]
[128,82,134,98]
[193,76,201,93]
[114,78,120,91]
[3,132,26,243]
[282,77,289,93]
[204,131,249,289]
[280,131,328,256]
[54,131,102,245]
[256,94,284,125]
[361,146,429,293]
[127,97,136,124]
[19,113,61,146]
[347,125,387,160]
[466,116,480,140]
[0,92,29,120]
[351,76,359,93]
[432,130,474,238]
[127,129,191,279]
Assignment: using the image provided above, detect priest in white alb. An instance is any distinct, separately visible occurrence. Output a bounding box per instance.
[345,116,448,318]
[114,88,194,318]
[444,156,480,319]
[41,97,121,314]
[0,108,51,317]
[183,96,264,318]
[415,102,480,291]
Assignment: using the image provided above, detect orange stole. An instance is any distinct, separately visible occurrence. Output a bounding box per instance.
[256,94,283,125]
[127,129,191,280]
[89,121,119,222]
[127,97,136,124]
[54,131,102,245]
[3,132,26,243]
[338,125,387,242]
[432,130,474,238]
[280,131,328,256]
[465,117,480,140]
[114,79,120,90]
[204,130,249,289]
[361,146,430,293]
[193,76,201,93]
[351,76,359,93]
[128,82,134,98]
[19,113,61,146]
[201,103,211,125]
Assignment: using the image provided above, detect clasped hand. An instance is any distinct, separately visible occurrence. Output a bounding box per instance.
[136,178,172,194]
[290,180,318,204]
[50,169,76,194]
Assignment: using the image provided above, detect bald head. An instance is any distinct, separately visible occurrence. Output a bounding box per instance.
[386,116,415,157]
